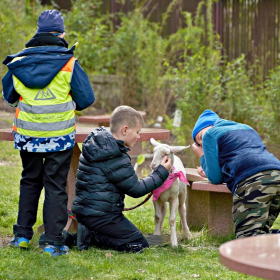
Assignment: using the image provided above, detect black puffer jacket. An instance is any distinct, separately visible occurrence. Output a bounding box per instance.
[72,127,169,217]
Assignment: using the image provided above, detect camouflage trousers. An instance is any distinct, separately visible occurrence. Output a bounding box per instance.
[232,170,280,239]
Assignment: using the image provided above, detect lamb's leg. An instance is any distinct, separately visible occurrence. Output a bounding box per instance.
[169,197,179,247]
[153,200,166,235]
[160,201,167,232]
[178,188,191,238]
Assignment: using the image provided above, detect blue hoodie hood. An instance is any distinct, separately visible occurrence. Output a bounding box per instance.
[2,45,75,89]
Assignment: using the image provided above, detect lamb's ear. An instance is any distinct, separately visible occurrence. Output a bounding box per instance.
[169,145,190,154]
[150,138,160,147]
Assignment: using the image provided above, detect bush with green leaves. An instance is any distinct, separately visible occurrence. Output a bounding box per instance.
[263,65,280,143]
[0,1,47,92]
[1,0,280,161]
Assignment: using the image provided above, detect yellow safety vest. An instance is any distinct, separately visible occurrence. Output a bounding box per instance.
[13,57,76,138]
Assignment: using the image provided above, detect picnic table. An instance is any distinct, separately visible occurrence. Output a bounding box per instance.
[219,234,280,279]
[0,126,170,232]
[78,111,147,126]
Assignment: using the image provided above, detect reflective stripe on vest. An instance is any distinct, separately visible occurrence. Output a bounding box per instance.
[13,57,76,137]
[14,118,75,131]
[17,100,76,114]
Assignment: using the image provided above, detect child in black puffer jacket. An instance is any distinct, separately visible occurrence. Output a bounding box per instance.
[72,105,171,253]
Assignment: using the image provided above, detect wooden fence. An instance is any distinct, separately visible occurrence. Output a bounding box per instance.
[42,0,280,75]
[221,0,280,76]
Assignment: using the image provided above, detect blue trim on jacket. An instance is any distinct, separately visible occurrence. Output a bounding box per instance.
[200,119,280,193]
[1,44,95,152]
[2,45,95,110]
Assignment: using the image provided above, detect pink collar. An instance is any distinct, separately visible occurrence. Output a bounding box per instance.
[152,166,190,201]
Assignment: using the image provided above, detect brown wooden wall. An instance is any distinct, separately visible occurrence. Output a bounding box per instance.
[222,0,280,76]
[41,0,72,10]
[41,0,280,74]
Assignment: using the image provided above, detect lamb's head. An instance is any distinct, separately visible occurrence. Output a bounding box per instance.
[150,138,190,171]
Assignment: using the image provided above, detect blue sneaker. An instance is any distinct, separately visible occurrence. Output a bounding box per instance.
[9,236,29,249]
[43,245,69,257]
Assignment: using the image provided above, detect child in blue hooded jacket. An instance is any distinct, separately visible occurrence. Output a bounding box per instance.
[192,109,280,238]
[2,10,95,256]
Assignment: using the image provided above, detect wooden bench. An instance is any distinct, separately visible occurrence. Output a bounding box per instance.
[78,111,147,126]
[185,168,234,236]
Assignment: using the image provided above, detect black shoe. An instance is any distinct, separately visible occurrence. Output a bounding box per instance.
[62,230,77,247]
[126,243,144,253]
[77,223,92,251]
[270,229,280,234]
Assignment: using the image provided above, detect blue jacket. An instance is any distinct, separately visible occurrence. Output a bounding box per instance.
[201,119,280,193]
[2,33,95,152]
[2,44,95,111]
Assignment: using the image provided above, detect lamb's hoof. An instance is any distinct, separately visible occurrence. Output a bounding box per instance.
[186,233,192,239]
[183,234,191,240]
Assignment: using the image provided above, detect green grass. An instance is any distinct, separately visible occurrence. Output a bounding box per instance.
[0,141,270,280]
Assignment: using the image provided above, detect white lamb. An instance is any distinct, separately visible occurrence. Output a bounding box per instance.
[150,138,191,247]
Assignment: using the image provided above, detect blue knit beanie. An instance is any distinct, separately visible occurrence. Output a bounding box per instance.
[36,10,65,33]
[192,109,219,142]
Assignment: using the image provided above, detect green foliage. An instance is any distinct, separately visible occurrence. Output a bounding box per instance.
[136,154,145,165]
[162,0,274,166]
[263,65,280,142]
[2,0,280,163]
[65,0,280,163]
[66,0,194,120]
[0,0,47,92]
[65,0,115,73]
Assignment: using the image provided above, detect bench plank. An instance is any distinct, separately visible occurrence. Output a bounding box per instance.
[79,111,146,124]
[185,167,208,182]
[192,181,231,193]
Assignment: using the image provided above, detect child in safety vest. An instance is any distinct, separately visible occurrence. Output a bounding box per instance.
[2,10,95,256]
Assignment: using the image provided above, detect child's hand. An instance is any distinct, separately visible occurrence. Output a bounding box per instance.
[192,143,204,158]
[161,156,172,172]
[197,166,207,178]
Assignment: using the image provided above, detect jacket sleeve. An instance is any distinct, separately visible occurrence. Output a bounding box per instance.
[70,60,95,111]
[2,71,20,107]
[200,132,224,184]
[106,162,169,198]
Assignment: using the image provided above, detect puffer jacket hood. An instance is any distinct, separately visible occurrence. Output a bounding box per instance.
[72,126,169,218]
[82,127,129,163]
[2,43,75,89]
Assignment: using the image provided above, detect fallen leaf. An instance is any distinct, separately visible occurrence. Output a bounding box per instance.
[191,274,201,278]
[105,252,113,258]
[137,269,146,273]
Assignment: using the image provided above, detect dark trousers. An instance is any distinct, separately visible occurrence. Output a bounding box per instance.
[13,148,73,245]
[78,213,149,252]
